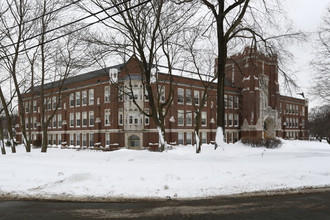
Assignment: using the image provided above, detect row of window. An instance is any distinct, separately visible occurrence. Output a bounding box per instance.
[281,103,305,116]
[177,132,207,145]
[285,131,307,139]
[285,117,305,129]
[70,89,95,107]
[224,95,239,109]
[69,111,96,128]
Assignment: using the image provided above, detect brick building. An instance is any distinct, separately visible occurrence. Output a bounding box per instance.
[16,48,309,148]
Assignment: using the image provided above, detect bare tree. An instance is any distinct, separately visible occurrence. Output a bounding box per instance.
[0,0,35,152]
[308,105,330,144]
[78,0,199,151]
[198,0,301,148]
[311,6,330,104]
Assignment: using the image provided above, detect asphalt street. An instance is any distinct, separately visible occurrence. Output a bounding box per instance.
[0,190,330,220]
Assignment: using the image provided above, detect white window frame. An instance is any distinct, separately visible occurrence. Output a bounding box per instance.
[105,133,110,146]
[201,111,207,126]
[105,109,111,126]
[76,133,80,146]
[89,133,94,147]
[82,134,87,147]
[194,90,199,106]
[70,133,74,146]
[178,133,184,145]
[76,91,80,107]
[70,113,74,127]
[228,113,233,127]
[234,114,239,127]
[89,89,94,105]
[201,132,207,144]
[118,109,123,126]
[228,95,233,109]
[178,110,184,126]
[186,89,192,105]
[104,86,111,103]
[186,132,192,145]
[234,96,239,109]
[186,111,192,126]
[82,111,87,127]
[70,93,74,107]
[82,90,87,106]
[52,96,56,110]
[89,111,94,127]
[76,112,81,127]
[177,88,184,104]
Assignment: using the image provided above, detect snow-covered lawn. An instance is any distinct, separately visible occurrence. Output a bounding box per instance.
[0,139,329,200]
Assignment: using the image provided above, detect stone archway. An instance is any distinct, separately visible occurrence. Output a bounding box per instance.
[264,117,276,138]
[128,135,140,147]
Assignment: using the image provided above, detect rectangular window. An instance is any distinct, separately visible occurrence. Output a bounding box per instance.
[33,117,37,129]
[70,133,74,146]
[89,89,94,105]
[58,96,62,109]
[89,111,94,126]
[76,133,80,146]
[70,93,74,107]
[82,90,87,106]
[158,86,165,102]
[104,86,111,103]
[47,98,51,111]
[82,111,87,127]
[234,96,239,109]
[48,134,52,145]
[228,132,233,143]
[224,95,227,109]
[295,118,297,128]
[186,89,192,105]
[286,104,289,114]
[186,133,192,145]
[89,133,94,147]
[118,86,123,102]
[145,108,149,125]
[234,132,239,143]
[129,115,133,124]
[33,100,37,112]
[178,110,184,126]
[82,134,87,146]
[296,105,299,115]
[25,117,29,129]
[57,114,62,128]
[52,96,56,110]
[228,96,233,109]
[202,132,207,144]
[105,133,110,146]
[118,109,123,125]
[302,107,305,116]
[58,134,61,145]
[76,112,81,127]
[194,90,199,105]
[70,113,74,127]
[52,134,56,145]
[289,104,292,114]
[302,118,305,128]
[52,116,56,128]
[201,112,207,126]
[186,111,192,126]
[225,113,227,127]
[234,114,239,127]
[105,109,111,126]
[178,133,184,145]
[76,92,80,107]
[229,114,233,127]
[178,88,184,104]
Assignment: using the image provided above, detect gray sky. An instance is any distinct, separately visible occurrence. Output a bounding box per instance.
[284,0,330,108]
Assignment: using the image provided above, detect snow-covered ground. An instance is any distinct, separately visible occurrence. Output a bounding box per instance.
[0,139,329,200]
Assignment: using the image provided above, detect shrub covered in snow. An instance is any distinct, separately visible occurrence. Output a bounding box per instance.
[241,138,282,149]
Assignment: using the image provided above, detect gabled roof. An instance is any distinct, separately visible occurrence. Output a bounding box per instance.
[32,63,124,92]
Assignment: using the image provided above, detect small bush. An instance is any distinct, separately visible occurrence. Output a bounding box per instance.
[241,138,282,149]
[32,139,42,148]
[5,140,11,147]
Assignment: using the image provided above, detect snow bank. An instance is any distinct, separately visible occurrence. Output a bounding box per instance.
[0,140,329,200]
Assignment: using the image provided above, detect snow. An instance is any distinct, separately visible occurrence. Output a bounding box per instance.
[215,127,224,148]
[0,139,330,200]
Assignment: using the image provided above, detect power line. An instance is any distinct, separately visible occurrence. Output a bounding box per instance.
[0,0,152,60]
[2,0,132,49]
[6,0,82,30]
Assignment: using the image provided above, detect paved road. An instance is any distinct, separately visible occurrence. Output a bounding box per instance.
[0,191,330,220]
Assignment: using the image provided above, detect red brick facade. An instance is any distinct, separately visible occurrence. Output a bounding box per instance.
[16,49,309,148]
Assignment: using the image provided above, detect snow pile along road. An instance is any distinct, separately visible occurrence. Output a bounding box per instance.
[0,140,329,200]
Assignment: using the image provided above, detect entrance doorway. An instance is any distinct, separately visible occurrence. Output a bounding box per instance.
[264,117,276,138]
[128,135,140,147]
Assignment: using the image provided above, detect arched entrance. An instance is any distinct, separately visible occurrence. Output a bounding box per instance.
[128,135,140,147]
[264,117,276,138]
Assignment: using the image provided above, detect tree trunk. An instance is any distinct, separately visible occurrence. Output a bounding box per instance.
[0,88,16,153]
[41,127,48,153]
[195,112,202,153]
[0,120,6,155]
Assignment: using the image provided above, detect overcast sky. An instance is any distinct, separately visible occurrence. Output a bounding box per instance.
[283,0,330,108]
